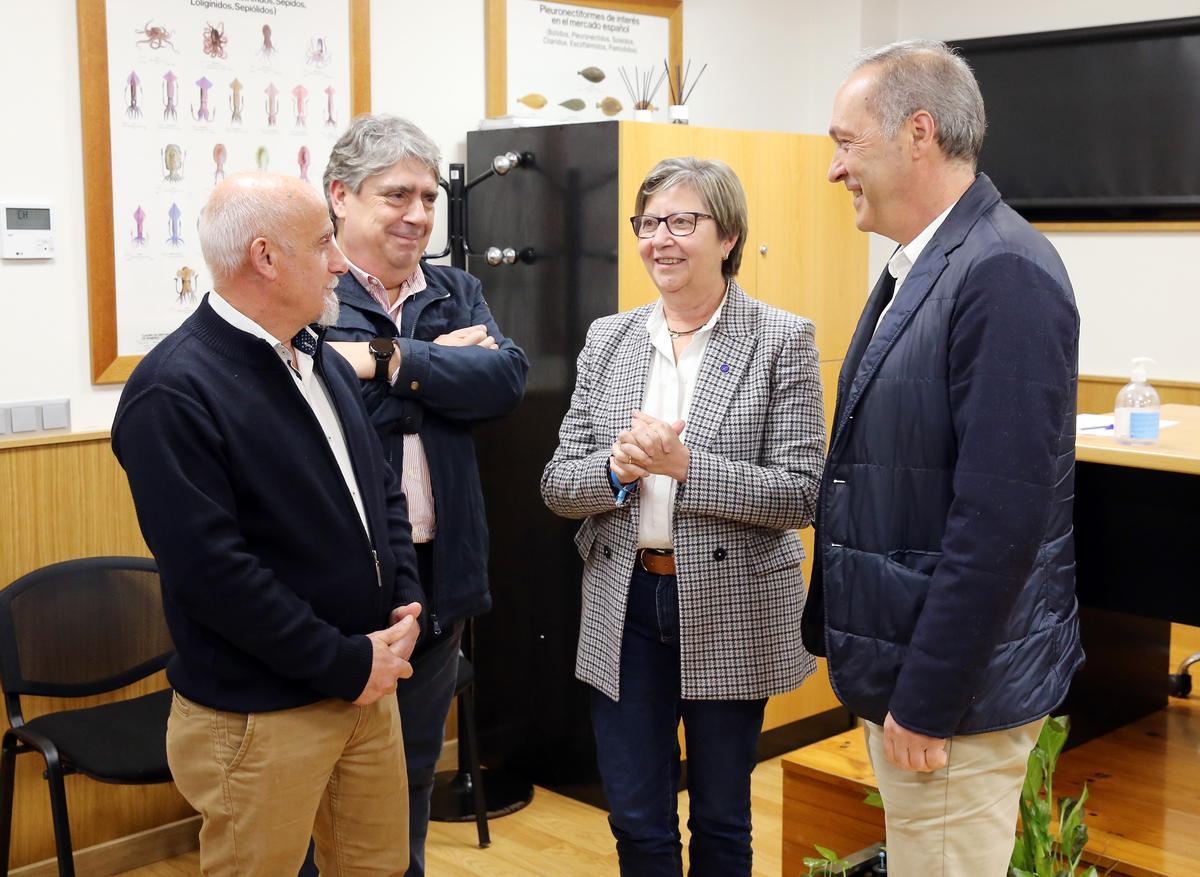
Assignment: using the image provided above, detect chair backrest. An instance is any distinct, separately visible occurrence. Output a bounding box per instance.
[0,557,174,705]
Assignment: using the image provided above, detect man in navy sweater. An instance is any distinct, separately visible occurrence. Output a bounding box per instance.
[802,41,1083,876]
[113,172,423,877]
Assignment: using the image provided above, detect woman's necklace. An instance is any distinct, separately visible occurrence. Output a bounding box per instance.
[666,322,706,339]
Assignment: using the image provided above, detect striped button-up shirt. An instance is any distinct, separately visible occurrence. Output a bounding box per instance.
[341,255,436,543]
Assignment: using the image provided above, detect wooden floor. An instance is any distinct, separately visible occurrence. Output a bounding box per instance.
[112,757,786,877]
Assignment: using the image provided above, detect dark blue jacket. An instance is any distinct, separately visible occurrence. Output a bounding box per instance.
[326,262,528,633]
[801,175,1085,737]
[113,298,423,713]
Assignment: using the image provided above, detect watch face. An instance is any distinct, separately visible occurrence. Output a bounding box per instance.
[369,338,395,358]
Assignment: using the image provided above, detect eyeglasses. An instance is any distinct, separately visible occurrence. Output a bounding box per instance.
[629,212,714,238]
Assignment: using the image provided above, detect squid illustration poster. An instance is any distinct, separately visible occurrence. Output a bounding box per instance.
[502,1,673,123]
[90,0,356,368]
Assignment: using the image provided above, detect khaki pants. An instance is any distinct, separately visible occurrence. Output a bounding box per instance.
[864,717,1044,877]
[167,691,408,877]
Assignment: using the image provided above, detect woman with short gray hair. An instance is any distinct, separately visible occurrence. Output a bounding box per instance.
[541,156,825,877]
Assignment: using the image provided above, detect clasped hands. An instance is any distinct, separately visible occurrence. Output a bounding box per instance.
[354,602,422,705]
[610,410,690,484]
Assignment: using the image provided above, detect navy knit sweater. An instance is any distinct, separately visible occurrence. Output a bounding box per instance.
[113,297,422,713]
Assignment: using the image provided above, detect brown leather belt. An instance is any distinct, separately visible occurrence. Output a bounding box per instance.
[637,548,676,576]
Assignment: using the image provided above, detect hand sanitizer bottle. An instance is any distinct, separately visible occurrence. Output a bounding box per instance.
[1114,356,1160,445]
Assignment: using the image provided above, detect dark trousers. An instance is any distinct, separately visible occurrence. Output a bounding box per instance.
[590,566,767,877]
[301,542,464,877]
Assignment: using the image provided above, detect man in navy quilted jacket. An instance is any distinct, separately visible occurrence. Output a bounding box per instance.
[802,40,1084,876]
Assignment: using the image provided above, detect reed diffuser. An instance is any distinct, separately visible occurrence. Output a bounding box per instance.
[665,59,707,125]
[618,65,669,121]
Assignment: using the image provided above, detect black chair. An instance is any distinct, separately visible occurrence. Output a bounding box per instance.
[0,557,175,877]
[429,653,491,847]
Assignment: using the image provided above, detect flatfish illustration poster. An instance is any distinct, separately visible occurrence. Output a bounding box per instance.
[506,1,670,123]
[106,0,351,356]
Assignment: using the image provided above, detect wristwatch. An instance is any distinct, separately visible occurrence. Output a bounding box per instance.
[368,337,396,382]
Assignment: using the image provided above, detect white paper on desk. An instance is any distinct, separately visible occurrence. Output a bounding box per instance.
[1076,414,1114,433]
[1075,414,1178,438]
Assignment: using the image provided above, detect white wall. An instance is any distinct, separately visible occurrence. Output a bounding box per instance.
[2,1,1194,432]
[0,0,125,427]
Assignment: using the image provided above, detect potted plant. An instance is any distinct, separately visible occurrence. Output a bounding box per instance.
[1009,715,1101,877]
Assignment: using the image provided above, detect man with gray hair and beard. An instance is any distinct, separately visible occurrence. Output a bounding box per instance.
[802,40,1084,875]
[113,172,423,877]
[320,114,528,877]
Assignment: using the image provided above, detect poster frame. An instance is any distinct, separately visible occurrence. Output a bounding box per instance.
[77,0,371,384]
[484,0,683,119]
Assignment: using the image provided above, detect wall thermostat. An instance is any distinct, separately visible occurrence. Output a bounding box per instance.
[2,204,55,260]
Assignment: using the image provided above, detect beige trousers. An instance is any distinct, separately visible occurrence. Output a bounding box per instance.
[167,691,408,877]
[864,716,1044,877]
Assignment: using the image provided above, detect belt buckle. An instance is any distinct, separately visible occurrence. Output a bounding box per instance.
[638,548,674,574]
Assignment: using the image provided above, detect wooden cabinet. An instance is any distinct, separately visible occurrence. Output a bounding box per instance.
[467,120,866,801]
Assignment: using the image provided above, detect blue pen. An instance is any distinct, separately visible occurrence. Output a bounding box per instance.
[1079,424,1113,431]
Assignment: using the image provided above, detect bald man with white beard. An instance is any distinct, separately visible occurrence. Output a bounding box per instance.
[113,173,423,877]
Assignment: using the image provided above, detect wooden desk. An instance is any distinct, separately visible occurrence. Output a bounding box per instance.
[1067,403,1200,743]
[1076,403,1200,476]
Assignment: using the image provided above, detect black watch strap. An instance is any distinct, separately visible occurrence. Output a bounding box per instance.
[368,338,396,382]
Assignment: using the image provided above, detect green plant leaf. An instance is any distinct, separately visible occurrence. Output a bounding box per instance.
[862,789,884,808]
[814,845,839,861]
[1040,715,1070,767]
[1058,784,1090,864]
[1008,868,1039,877]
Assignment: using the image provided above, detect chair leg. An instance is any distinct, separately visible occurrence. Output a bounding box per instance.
[0,732,18,877]
[42,748,76,877]
[458,686,490,848]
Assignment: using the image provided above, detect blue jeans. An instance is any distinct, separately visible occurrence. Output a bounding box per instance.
[590,566,767,877]
[396,614,464,877]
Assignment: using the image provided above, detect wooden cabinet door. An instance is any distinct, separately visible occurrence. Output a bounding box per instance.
[748,133,867,363]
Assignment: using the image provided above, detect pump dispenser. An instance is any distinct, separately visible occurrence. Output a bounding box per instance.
[1114,356,1160,445]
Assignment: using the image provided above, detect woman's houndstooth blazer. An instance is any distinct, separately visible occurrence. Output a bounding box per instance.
[541,282,826,701]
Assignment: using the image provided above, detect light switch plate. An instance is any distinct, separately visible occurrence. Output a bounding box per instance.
[10,406,40,432]
[41,399,70,430]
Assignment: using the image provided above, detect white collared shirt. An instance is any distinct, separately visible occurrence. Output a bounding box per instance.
[637,293,727,549]
[874,200,957,335]
[335,243,437,544]
[207,290,369,534]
